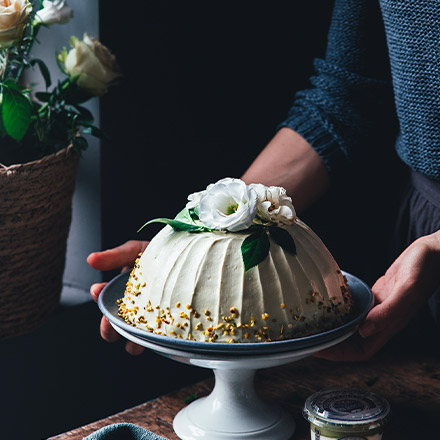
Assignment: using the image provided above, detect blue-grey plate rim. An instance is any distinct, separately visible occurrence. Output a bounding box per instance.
[98,270,373,356]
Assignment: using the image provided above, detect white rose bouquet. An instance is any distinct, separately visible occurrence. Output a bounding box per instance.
[139,178,298,271]
[0,0,119,166]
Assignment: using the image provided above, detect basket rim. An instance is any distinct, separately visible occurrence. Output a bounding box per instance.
[0,144,75,174]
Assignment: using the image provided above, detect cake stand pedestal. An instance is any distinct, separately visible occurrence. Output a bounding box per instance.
[173,368,293,439]
[173,368,294,440]
[113,323,357,440]
[100,271,373,440]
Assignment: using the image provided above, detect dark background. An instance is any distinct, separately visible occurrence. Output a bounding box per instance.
[99,1,335,254]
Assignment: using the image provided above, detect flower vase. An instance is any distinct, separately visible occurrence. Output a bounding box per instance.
[0,145,80,339]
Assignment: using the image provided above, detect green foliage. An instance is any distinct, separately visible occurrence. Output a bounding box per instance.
[138,218,210,233]
[0,0,106,166]
[241,228,271,271]
[175,206,201,224]
[1,80,32,141]
[242,227,297,271]
[240,226,297,271]
[268,226,297,255]
[30,58,51,88]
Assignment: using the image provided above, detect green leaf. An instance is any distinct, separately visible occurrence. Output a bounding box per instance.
[138,218,208,233]
[269,226,297,255]
[72,136,88,153]
[2,85,32,141]
[58,77,91,105]
[241,228,270,271]
[175,207,193,223]
[35,91,51,102]
[189,206,200,220]
[69,36,79,47]
[30,58,52,88]
[3,79,25,90]
[74,105,94,122]
[175,207,200,224]
[56,48,68,73]
[82,125,109,141]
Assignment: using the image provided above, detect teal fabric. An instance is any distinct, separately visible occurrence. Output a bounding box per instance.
[280,0,440,181]
[83,423,168,440]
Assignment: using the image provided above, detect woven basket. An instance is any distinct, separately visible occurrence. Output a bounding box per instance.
[0,146,80,339]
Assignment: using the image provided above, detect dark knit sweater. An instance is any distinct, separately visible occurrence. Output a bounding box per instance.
[280,0,440,181]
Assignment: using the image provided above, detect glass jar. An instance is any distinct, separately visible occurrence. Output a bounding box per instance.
[303,388,391,439]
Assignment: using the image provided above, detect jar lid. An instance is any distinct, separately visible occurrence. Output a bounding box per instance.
[303,388,391,433]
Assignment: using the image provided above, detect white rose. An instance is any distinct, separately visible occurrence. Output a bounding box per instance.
[0,0,31,49]
[250,183,296,226]
[63,33,120,97]
[198,178,257,232]
[34,0,73,26]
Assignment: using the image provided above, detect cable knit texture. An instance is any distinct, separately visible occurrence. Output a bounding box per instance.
[280,0,440,181]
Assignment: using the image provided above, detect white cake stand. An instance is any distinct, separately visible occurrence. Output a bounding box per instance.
[99,272,373,440]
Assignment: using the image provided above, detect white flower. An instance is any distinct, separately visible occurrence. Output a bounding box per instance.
[187,177,236,209]
[198,178,257,232]
[34,0,73,26]
[186,189,205,209]
[0,0,31,49]
[61,33,120,97]
[250,183,296,226]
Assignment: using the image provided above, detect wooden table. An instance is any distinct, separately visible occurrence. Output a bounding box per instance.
[49,348,440,440]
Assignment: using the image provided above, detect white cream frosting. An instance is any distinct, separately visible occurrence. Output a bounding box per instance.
[119,218,352,343]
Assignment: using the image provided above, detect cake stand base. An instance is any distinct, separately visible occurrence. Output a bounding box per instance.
[173,368,295,440]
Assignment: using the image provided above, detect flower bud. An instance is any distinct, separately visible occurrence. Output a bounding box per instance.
[250,183,296,226]
[62,33,120,97]
[34,0,73,26]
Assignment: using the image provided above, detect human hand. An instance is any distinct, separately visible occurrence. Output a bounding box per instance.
[87,240,149,355]
[316,231,440,361]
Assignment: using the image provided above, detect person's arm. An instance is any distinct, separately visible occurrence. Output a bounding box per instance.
[241,127,330,213]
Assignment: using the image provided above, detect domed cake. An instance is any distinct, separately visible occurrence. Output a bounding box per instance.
[118,178,352,343]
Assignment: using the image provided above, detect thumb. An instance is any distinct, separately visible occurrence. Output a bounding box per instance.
[359,302,393,339]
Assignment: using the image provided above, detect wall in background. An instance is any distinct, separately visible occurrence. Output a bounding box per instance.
[28,0,102,304]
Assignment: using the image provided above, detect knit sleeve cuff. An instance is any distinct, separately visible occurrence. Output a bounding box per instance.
[277,106,348,175]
